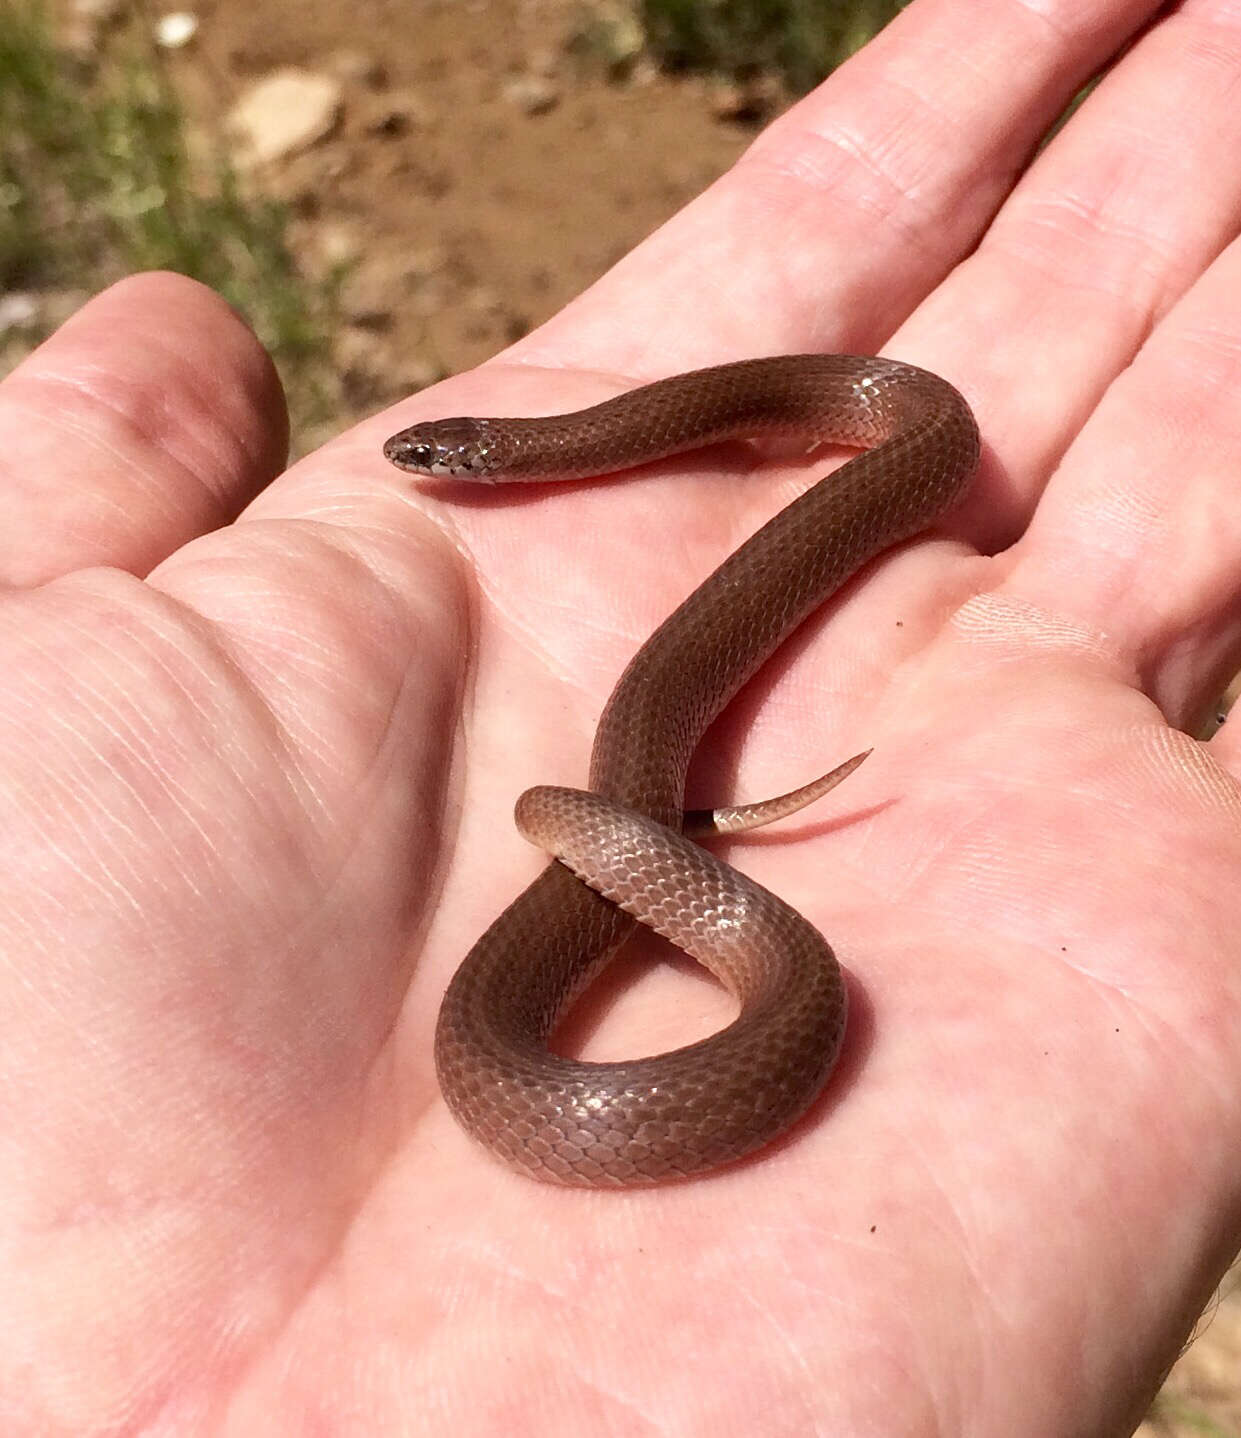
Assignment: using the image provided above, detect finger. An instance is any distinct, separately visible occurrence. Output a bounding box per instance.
[0,272,288,588]
[1001,227,1241,733]
[907,0,1241,551]
[503,0,1166,375]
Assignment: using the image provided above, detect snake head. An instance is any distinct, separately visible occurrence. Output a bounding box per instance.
[382,417,500,480]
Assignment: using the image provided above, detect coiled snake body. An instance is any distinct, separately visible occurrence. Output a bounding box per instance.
[384,354,980,1186]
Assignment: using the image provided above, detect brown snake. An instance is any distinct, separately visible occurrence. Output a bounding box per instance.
[384,354,980,1186]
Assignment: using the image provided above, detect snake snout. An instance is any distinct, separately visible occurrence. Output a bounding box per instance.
[384,417,496,478]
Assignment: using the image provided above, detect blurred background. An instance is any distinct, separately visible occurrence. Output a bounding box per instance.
[3,1,1238,1430]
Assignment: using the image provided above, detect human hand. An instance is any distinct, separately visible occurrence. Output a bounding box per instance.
[6,1,1241,1432]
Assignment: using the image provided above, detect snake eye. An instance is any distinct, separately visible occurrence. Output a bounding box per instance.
[382,433,438,472]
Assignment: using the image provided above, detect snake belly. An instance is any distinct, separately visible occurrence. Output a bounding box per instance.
[384,354,980,1186]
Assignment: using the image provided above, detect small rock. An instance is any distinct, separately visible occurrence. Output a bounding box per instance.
[227,69,343,167]
[627,57,660,88]
[0,292,41,334]
[501,74,560,116]
[315,221,363,268]
[154,11,198,48]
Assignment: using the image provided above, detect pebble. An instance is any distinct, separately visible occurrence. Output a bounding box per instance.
[227,69,343,167]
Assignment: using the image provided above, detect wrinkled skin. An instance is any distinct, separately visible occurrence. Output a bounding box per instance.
[5,1,1241,1433]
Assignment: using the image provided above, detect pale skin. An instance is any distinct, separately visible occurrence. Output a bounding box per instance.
[5,0,1241,1432]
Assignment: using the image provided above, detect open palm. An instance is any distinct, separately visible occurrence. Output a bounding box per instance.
[6,2,1241,1433]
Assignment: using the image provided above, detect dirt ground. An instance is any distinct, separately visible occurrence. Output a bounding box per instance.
[168,0,758,439]
[37,0,1241,1430]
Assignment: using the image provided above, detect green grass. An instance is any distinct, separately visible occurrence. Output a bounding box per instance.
[0,2,342,447]
[637,0,914,94]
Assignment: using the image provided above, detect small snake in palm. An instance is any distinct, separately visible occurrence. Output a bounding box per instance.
[384,354,980,1186]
